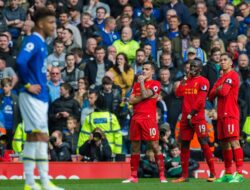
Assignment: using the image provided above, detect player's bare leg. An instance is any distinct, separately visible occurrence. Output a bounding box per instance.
[122,141,140,183]
[151,140,168,183]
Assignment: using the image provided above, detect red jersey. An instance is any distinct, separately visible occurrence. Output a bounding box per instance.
[131,80,161,119]
[176,76,209,123]
[209,70,240,120]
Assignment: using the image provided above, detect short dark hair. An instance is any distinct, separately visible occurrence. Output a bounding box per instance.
[1,78,12,87]
[71,47,83,57]
[210,47,221,55]
[64,28,73,35]
[32,7,55,23]
[143,61,155,71]
[60,82,73,94]
[102,76,113,85]
[96,6,107,14]
[65,52,75,59]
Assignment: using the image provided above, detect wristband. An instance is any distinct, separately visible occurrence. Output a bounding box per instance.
[24,83,31,89]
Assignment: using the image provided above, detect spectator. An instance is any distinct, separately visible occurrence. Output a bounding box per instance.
[61,53,84,90]
[63,116,79,154]
[80,89,98,125]
[2,0,26,41]
[49,83,81,133]
[236,53,249,83]
[237,34,248,54]
[131,48,146,75]
[208,0,227,19]
[166,15,180,40]
[159,123,175,157]
[0,126,14,162]
[49,130,72,161]
[107,45,117,65]
[100,17,120,47]
[108,53,134,98]
[209,38,226,55]
[237,2,250,35]
[47,67,63,103]
[94,6,106,31]
[84,46,112,86]
[0,56,18,87]
[12,122,26,154]
[97,75,122,114]
[195,15,208,38]
[0,33,17,70]
[46,40,66,71]
[113,26,140,63]
[68,6,81,27]
[78,93,122,155]
[79,127,112,161]
[61,28,80,54]
[58,10,82,47]
[0,78,21,149]
[74,78,89,108]
[82,0,110,18]
[71,47,86,71]
[223,3,239,29]
[82,37,97,63]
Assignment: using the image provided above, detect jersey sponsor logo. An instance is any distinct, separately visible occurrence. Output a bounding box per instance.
[24,42,34,52]
[225,78,232,84]
[201,85,207,91]
[93,118,108,124]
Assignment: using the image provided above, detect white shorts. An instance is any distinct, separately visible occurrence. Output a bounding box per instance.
[19,92,49,133]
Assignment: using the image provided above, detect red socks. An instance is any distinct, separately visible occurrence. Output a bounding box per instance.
[222,149,233,174]
[130,154,140,178]
[201,144,216,176]
[233,148,244,174]
[155,154,165,178]
[181,147,190,178]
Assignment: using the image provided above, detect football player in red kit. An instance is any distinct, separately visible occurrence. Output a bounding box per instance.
[122,61,167,183]
[209,53,244,183]
[172,58,216,183]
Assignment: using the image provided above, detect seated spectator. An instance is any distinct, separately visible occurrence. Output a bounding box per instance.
[61,28,80,54]
[46,40,66,71]
[71,47,86,71]
[68,6,81,27]
[0,78,21,149]
[164,144,199,178]
[49,130,72,161]
[79,127,112,161]
[74,78,89,108]
[0,126,14,162]
[94,6,106,31]
[159,123,175,157]
[78,93,122,155]
[237,2,250,35]
[61,53,84,90]
[108,53,134,98]
[49,83,81,133]
[63,116,79,154]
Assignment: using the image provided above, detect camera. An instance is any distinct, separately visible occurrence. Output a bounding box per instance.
[49,136,57,144]
[93,132,102,141]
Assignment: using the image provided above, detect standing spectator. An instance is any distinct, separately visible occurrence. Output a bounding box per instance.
[47,67,63,103]
[113,26,140,63]
[46,40,66,71]
[209,53,244,182]
[59,10,82,47]
[84,46,112,86]
[74,78,89,108]
[172,58,216,183]
[0,56,18,88]
[202,47,221,91]
[2,0,26,41]
[122,62,167,183]
[100,17,120,47]
[61,53,84,90]
[78,93,122,155]
[79,127,112,161]
[63,116,79,154]
[131,48,146,75]
[61,28,80,54]
[49,130,72,161]
[0,78,21,149]
[108,53,134,98]
[82,0,110,18]
[49,83,81,133]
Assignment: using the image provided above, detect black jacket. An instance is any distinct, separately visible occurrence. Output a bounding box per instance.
[49,95,81,133]
[79,139,112,161]
[50,142,72,161]
[202,61,220,91]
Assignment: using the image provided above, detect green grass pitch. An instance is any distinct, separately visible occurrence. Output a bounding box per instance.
[1,178,250,190]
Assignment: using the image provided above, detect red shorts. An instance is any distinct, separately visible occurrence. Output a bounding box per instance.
[130,117,159,141]
[217,118,239,140]
[180,120,208,141]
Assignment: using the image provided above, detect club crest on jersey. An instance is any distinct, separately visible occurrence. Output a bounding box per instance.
[24,42,34,52]
[153,86,158,92]
[225,78,232,84]
[201,85,207,91]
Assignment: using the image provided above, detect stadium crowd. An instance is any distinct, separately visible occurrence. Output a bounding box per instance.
[0,0,249,177]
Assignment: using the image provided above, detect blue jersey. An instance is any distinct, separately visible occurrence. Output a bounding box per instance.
[16,32,49,102]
